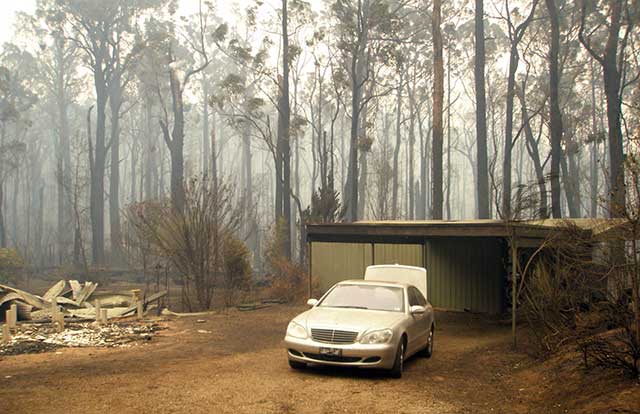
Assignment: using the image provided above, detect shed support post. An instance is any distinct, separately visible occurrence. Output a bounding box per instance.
[422,241,427,269]
[95,300,102,324]
[2,324,10,344]
[308,241,313,298]
[371,242,375,265]
[101,309,108,325]
[9,304,17,330]
[511,232,518,349]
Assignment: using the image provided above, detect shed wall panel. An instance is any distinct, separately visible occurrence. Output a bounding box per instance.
[311,242,372,293]
[426,238,504,314]
[310,238,505,314]
[373,244,423,267]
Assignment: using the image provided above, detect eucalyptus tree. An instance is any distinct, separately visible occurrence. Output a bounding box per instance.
[107,23,143,263]
[369,109,393,219]
[17,7,81,262]
[405,51,432,220]
[2,44,53,262]
[443,21,465,220]
[331,0,410,221]
[579,0,637,217]
[383,5,429,220]
[511,0,583,219]
[588,60,606,217]
[214,35,273,261]
[276,0,314,259]
[432,0,444,219]
[197,55,226,182]
[134,39,167,201]
[151,1,215,214]
[500,0,539,219]
[517,71,550,218]
[276,0,293,258]
[46,35,79,262]
[391,61,404,219]
[215,0,311,260]
[0,59,32,247]
[475,0,490,219]
[556,7,591,219]
[546,0,563,218]
[456,7,505,218]
[46,0,162,264]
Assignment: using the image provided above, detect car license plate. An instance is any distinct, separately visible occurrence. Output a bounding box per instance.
[319,347,342,357]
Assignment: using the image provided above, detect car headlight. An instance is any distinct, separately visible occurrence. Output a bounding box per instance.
[360,329,393,344]
[286,321,308,339]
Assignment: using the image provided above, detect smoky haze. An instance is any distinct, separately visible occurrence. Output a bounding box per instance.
[0,0,636,271]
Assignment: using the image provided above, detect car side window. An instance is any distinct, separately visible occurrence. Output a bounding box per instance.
[408,288,420,307]
[414,288,427,306]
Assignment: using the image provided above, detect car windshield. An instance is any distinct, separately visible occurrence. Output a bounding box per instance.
[319,284,404,312]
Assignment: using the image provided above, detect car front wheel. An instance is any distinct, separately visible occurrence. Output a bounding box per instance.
[419,326,434,358]
[389,340,404,378]
[288,359,306,370]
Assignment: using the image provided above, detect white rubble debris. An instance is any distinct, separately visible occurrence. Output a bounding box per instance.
[0,322,160,354]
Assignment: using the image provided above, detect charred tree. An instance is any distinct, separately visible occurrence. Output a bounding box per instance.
[431,0,444,219]
[475,0,490,219]
[579,0,629,217]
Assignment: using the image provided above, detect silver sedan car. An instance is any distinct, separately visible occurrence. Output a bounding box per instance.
[284,279,435,378]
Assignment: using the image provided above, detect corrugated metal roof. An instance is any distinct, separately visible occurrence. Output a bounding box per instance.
[307,220,551,243]
[526,218,631,237]
[354,219,506,225]
[307,218,631,243]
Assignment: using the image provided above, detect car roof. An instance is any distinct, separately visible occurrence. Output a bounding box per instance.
[337,279,411,289]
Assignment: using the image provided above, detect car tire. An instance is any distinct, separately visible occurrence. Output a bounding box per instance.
[420,326,434,358]
[389,340,404,379]
[288,359,306,370]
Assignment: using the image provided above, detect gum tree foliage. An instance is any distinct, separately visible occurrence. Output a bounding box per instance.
[0,47,37,248]
[215,0,311,260]
[579,0,639,218]
[143,0,217,214]
[331,0,411,221]
[43,0,162,264]
[25,7,82,263]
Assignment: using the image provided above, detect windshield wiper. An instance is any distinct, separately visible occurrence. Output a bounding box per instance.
[331,305,369,310]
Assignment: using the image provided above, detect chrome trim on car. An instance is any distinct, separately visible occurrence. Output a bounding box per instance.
[310,328,358,344]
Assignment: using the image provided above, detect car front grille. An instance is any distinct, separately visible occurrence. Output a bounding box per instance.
[303,352,361,363]
[310,328,358,344]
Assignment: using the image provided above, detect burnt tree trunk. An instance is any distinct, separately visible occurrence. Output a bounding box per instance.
[161,65,186,214]
[503,0,538,219]
[578,0,630,217]
[475,0,490,219]
[202,75,210,177]
[345,0,369,222]
[90,65,107,265]
[431,0,444,219]
[392,70,403,219]
[408,78,416,220]
[276,0,292,258]
[547,0,563,218]
[502,41,519,219]
[109,71,123,262]
[589,60,600,217]
[517,87,549,218]
[54,35,73,264]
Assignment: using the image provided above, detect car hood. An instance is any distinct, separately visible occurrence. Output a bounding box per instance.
[295,307,405,333]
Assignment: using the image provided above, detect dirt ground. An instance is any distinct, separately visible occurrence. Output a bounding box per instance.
[1,306,638,414]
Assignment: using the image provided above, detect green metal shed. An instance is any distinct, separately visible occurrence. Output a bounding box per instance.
[306,220,558,314]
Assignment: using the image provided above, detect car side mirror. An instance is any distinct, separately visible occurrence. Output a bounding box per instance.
[307,298,318,306]
[410,305,426,314]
